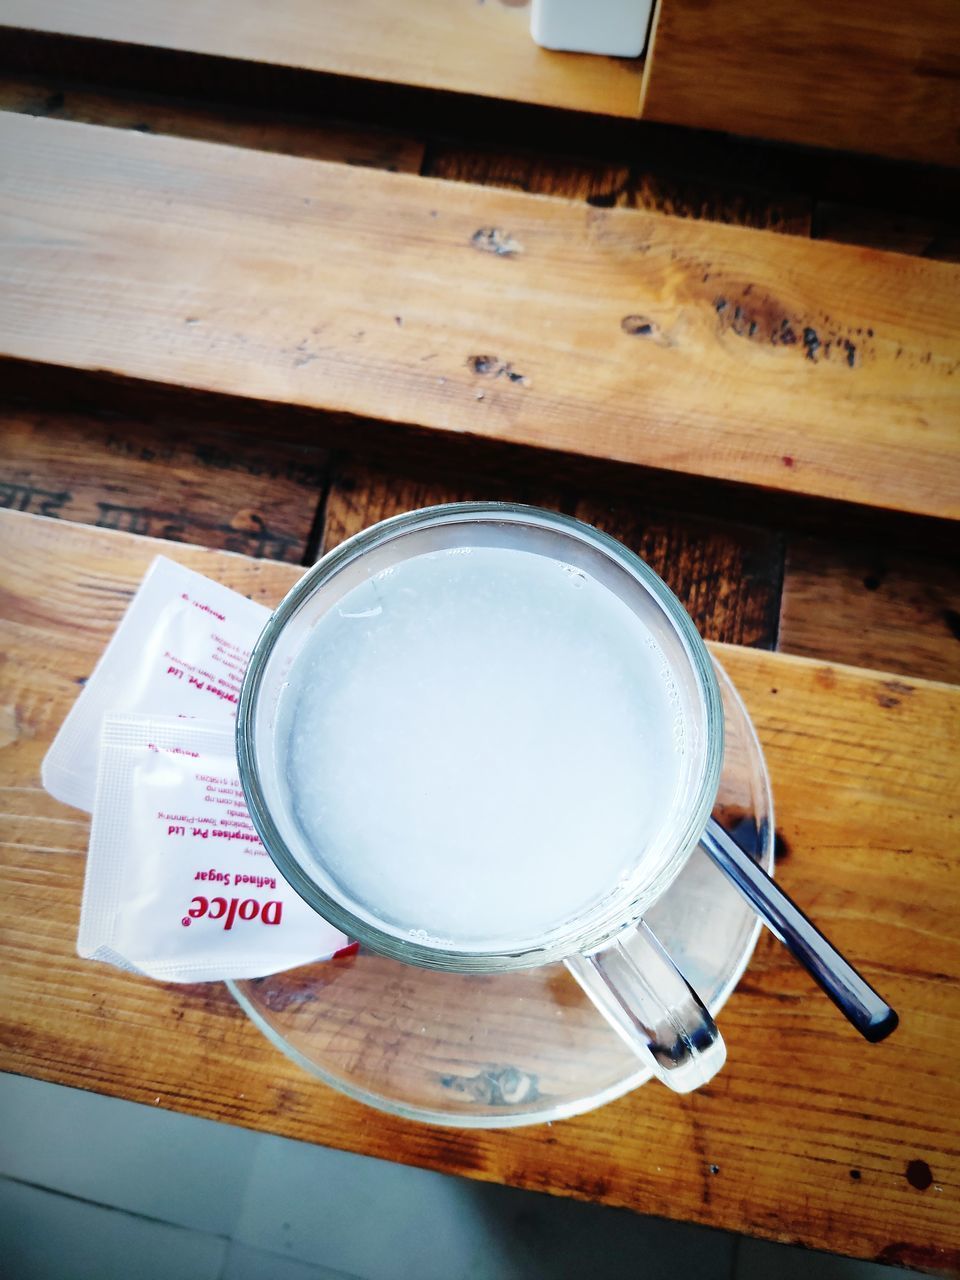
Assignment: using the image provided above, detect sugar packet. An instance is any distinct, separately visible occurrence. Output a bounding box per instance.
[79,714,349,981]
[43,556,270,813]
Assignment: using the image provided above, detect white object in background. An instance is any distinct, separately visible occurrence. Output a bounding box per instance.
[531,0,654,58]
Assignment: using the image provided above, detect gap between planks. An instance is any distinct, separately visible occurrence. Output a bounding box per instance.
[3,408,958,681]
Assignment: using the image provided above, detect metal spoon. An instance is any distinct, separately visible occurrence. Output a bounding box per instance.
[700,818,899,1042]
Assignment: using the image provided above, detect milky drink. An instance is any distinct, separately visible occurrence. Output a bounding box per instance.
[277,541,705,954]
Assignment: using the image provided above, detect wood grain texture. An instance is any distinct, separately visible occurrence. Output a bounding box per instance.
[321,459,566,551]
[425,144,812,234]
[3,115,959,520]
[641,0,960,168]
[1,509,958,1270]
[572,495,783,651]
[0,0,642,118]
[779,537,960,685]
[322,460,783,648]
[0,74,424,172]
[0,405,328,562]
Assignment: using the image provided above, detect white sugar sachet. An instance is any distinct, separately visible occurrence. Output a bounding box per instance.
[78,714,349,982]
[43,556,270,813]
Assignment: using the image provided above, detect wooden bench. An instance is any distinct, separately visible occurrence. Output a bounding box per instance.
[1,17,959,1273]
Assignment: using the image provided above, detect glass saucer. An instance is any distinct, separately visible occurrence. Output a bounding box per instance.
[229,657,773,1127]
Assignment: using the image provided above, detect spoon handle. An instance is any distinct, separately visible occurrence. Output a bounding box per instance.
[700,818,899,1042]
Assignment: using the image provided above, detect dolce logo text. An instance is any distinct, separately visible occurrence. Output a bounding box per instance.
[182,896,283,930]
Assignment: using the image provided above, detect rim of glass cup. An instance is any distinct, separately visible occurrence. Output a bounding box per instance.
[237,502,725,972]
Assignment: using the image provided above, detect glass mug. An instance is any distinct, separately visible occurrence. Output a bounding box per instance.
[237,504,728,1093]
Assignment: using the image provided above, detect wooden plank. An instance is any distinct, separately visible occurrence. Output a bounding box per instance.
[0,0,642,118]
[425,143,813,234]
[322,460,783,648]
[641,0,960,168]
[0,73,424,172]
[779,536,960,685]
[2,116,958,521]
[2,508,958,1271]
[0,405,328,562]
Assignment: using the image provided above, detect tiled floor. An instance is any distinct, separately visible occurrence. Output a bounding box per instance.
[0,1074,909,1279]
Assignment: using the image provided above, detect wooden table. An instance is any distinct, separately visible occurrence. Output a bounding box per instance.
[1,11,959,1274]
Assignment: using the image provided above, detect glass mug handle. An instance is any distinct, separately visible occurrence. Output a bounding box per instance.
[565,922,725,1093]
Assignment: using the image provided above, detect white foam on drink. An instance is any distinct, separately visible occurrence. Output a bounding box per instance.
[282,545,692,951]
